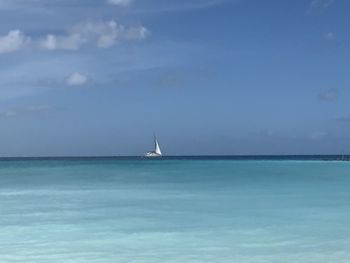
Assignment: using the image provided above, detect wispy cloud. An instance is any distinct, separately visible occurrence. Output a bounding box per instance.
[0,105,50,118]
[336,116,350,124]
[0,0,64,10]
[323,32,335,41]
[40,34,82,51]
[41,20,150,51]
[310,131,328,140]
[0,0,232,12]
[66,72,88,86]
[0,0,134,9]
[259,129,275,137]
[318,88,338,102]
[0,20,150,54]
[310,0,335,9]
[107,0,133,7]
[127,0,231,14]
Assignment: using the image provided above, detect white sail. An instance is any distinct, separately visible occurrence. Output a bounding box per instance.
[144,135,162,157]
[154,139,162,155]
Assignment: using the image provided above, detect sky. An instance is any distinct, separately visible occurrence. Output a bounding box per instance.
[0,0,349,156]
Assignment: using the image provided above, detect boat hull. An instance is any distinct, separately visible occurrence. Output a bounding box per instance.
[144,152,162,158]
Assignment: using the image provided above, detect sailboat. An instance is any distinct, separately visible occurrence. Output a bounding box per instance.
[144,135,162,157]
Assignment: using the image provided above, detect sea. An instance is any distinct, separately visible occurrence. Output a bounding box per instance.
[0,156,350,263]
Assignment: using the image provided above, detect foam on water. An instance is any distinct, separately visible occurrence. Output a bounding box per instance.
[0,158,350,262]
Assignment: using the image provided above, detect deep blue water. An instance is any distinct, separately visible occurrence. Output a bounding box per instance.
[0,157,350,262]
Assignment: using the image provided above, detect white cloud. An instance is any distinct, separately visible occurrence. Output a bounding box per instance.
[40,34,83,51]
[0,30,30,54]
[107,0,133,6]
[0,20,149,54]
[323,32,335,41]
[66,72,88,86]
[40,20,150,51]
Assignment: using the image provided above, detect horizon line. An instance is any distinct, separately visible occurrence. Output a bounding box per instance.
[0,154,348,159]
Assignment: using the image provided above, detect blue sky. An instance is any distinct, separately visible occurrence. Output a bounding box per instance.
[0,0,349,156]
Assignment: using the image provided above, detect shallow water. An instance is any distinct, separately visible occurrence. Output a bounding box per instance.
[0,158,350,262]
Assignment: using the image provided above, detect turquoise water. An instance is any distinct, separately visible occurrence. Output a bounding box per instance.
[1,158,350,262]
